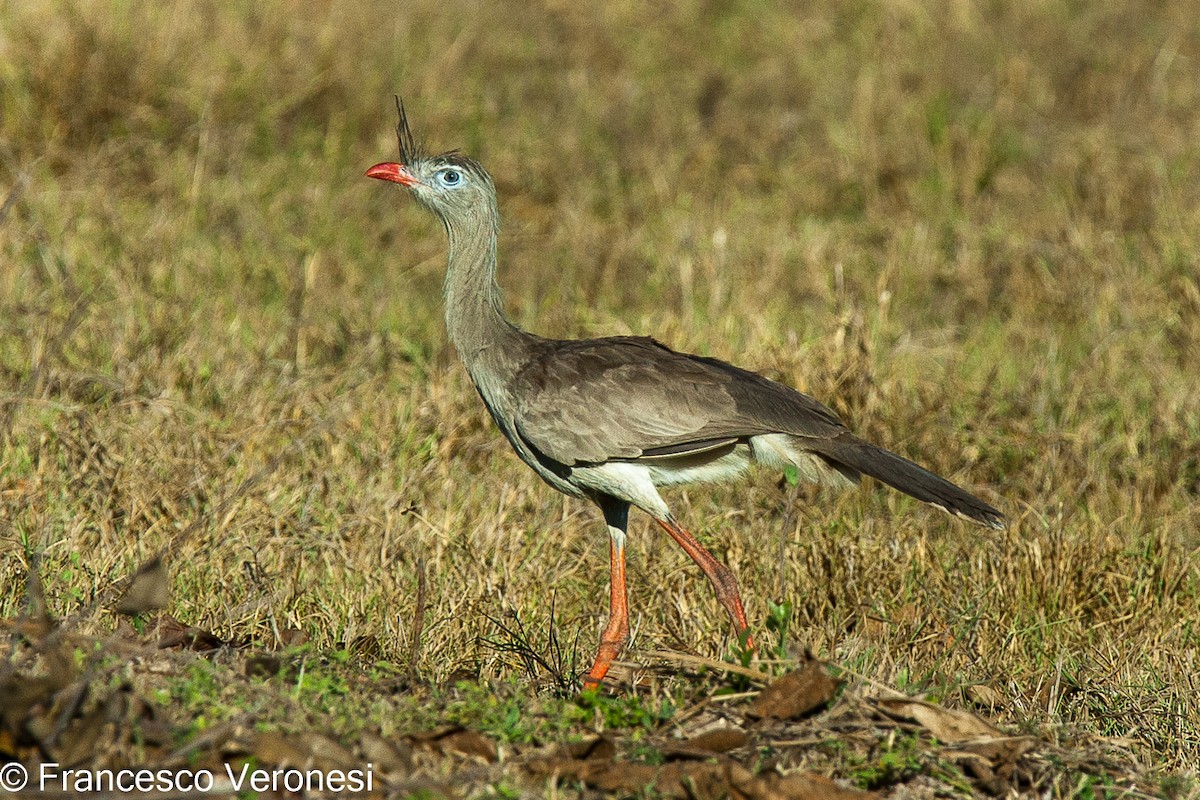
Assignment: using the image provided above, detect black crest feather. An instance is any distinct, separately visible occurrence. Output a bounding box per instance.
[394,96,422,165]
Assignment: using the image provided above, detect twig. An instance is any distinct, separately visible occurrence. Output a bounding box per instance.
[638,650,774,683]
[408,557,426,683]
[285,253,314,375]
[481,602,578,696]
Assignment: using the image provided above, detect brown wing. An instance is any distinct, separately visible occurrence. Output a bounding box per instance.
[511,336,848,466]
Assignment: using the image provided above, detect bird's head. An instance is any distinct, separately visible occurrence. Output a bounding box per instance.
[366,98,494,224]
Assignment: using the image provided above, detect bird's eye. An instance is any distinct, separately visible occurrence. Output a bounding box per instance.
[437,168,463,188]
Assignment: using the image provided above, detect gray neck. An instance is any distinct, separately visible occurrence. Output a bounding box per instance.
[440,200,530,377]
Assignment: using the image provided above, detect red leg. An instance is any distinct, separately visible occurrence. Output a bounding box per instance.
[582,530,629,689]
[657,518,754,649]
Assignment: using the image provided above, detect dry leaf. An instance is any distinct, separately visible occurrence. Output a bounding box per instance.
[759,771,878,799]
[663,729,750,761]
[278,627,310,647]
[358,730,414,775]
[564,735,616,761]
[148,614,225,650]
[875,698,1001,742]
[298,731,360,771]
[749,661,840,720]
[686,728,748,754]
[525,755,874,799]
[410,727,498,762]
[946,736,1037,791]
[248,730,314,769]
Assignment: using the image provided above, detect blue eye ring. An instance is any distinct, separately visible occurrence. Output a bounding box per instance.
[437,168,463,188]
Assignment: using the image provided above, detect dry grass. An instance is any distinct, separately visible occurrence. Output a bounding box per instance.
[2,0,1199,792]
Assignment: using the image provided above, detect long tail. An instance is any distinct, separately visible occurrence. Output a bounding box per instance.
[808,434,1005,529]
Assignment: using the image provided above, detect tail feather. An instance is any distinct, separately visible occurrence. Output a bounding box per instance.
[808,434,1005,529]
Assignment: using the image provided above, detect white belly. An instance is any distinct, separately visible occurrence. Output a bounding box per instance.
[569,433,857,518]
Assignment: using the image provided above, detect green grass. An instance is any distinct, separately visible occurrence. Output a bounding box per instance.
[848,733,927,791]
[2,0,1199,790]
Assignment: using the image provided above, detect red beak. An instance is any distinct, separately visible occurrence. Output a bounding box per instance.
[365,162,419,186]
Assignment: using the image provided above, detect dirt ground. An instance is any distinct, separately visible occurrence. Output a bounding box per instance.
[1,568,1174,799]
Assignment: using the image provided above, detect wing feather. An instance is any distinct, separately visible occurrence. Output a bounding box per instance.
[512,336,848,466]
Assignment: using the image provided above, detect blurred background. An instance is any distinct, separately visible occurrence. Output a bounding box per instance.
[1,0,1198,769]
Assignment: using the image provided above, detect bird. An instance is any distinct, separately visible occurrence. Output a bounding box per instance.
[367,99,1003,689]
